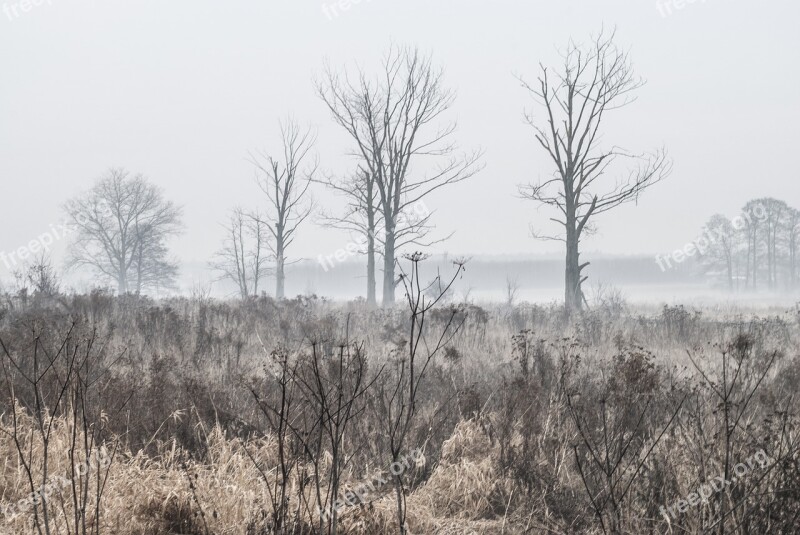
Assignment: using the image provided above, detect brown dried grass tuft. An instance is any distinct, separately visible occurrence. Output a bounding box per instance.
[410,419,514,522]
[1,410,514,534]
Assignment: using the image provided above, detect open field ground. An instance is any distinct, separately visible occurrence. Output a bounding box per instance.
[1,279,798,534]
[3,0,799,533]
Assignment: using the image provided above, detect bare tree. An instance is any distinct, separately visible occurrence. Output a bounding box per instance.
[65,168,183,294]
[317,45,483,306]
[505,275,520,308]
[0,324,118,535]
[756,197,788,289]
[250,119,316,300]
[517,30,671,315]
[700,215,739,291]
[315,167,381,306]
[786,208,800,289]
[12,252,61,299]
[211,207,270,298]
[374,253,466,533]
[741,200,764,290]
[132,229,179,294]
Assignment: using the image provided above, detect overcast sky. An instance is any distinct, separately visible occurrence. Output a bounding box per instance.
[1,0,798,283]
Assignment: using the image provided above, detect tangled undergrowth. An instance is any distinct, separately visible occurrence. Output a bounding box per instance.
[1,279,799,534]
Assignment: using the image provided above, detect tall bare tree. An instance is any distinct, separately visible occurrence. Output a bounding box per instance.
[65,168,182,294]
[211,207,270,298]
[250,119,316,300]
[315,167,381,306]
[518,30,671,315]
[317,45,483,306]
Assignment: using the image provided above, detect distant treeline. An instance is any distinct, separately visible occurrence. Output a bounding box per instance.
[274,254,698,300]
[663,198,799,292]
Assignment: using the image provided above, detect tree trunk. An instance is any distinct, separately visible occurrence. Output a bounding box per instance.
[752,229,758,290]
[564,215,583,315]
[366,177,377,307]
[276,233,285,300]
[790,237,797,290]
[745,241,751,290]
[382,227,395,307]
[367,230,376,307]
[136,248,143,294]
[766,229,771,289]
[394,476,407,535]
[726,256,733,292]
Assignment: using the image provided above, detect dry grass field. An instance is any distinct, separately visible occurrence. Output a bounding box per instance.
[1,270,799,534]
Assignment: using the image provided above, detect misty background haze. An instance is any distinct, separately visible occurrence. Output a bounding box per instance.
[1,0,798,303]
[3,5,800,533]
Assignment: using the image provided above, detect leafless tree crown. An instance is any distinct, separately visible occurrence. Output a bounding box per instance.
[64,168,183,294]
[317,45,483,305]
[517,30,672,312]
[249,119,317,299]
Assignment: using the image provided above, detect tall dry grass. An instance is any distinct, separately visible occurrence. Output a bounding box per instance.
[0,284,798,533]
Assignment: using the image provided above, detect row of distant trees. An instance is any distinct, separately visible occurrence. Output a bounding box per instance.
[699,198,800,291]
[212,46,483,306]
[211,31,671,313]
[59,45,481,304]
[57,31,671,313]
